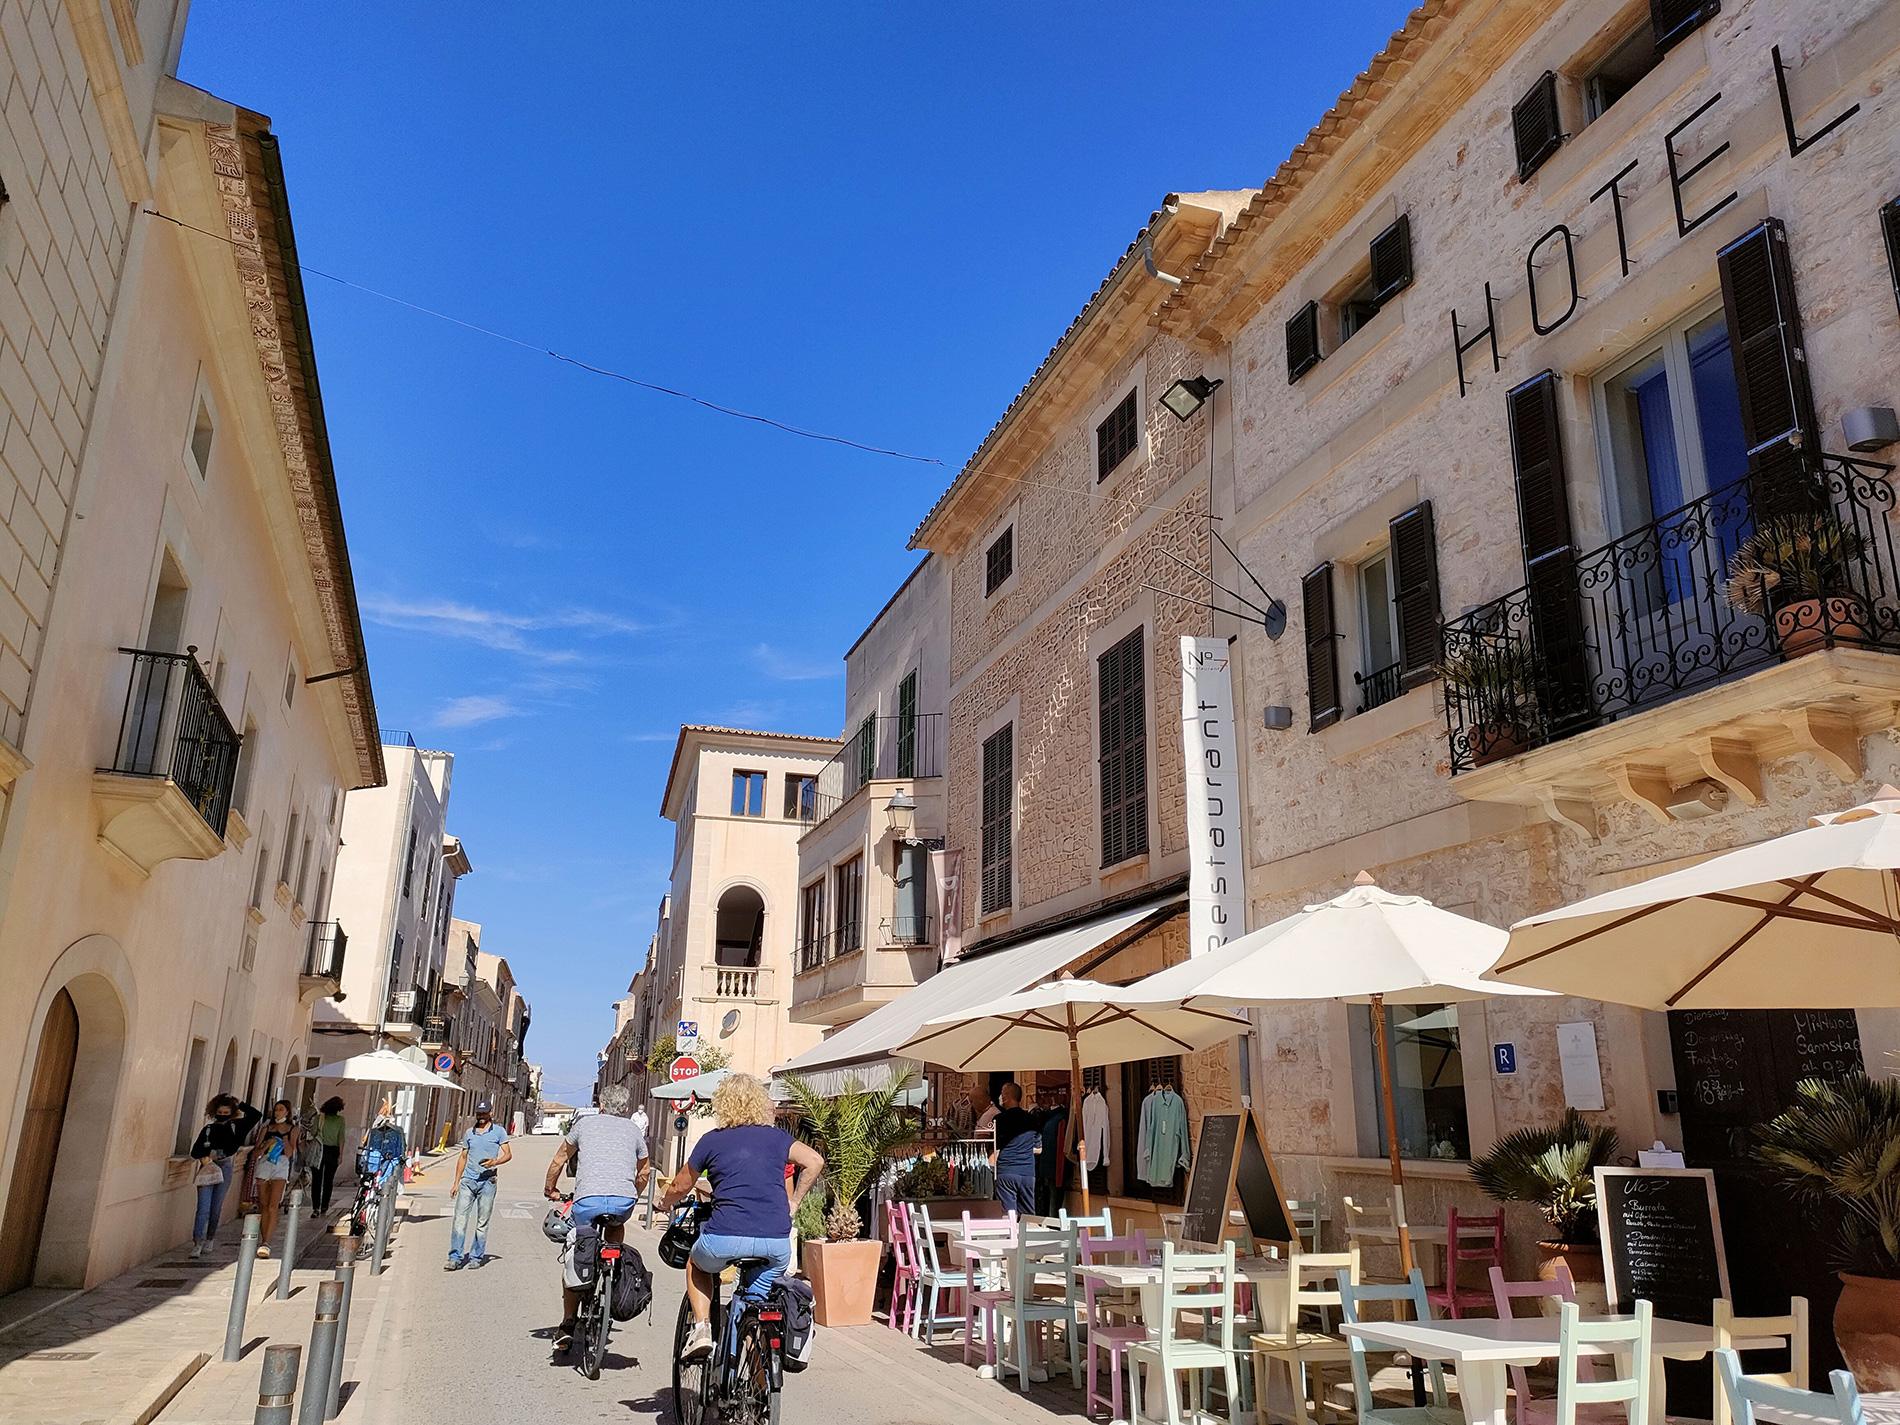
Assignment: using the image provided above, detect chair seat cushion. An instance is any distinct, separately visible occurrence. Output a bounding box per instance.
[1090,1324,1150,1347]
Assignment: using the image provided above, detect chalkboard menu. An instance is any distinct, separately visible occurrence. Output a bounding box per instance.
[1181,1111,1293,1247]
[1597,1167,1729,1324]
[1669,1009,1862,1163]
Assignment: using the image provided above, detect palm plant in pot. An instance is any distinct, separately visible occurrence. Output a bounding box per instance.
[1439,633,1541,767]
[1470,1109,1619,1305]
[1755,1073,1900,1389]
[1721,513,1868,656]
[780,1066,921,1327]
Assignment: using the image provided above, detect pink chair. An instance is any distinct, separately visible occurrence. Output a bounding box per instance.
[887,1201,920,1334]
[962,1211,1018,1368]
[1427,1206,1504,1318]
[1080,1231,1154,1420]
[1490,1261,1615,1425]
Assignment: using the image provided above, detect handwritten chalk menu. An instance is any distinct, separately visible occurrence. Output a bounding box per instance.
[1784,1010,1863,1083]
[1669,1009,1862,1164]
[1596,1167,1729,1324]
[1181,1111,1293,1247]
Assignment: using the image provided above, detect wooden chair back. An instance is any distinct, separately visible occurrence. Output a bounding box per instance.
[1556,1300,1652,1425]
[1155,1240,1237,1363]
[1273,1245,1360,1345]
[1338,1268,1447,1414]
[1716,1348,1862,1425]
[1713,1297,1811,1425]
[887,1200,915,1274]
[1491,1262,1583,1424]
[1058,1206,1115,1240]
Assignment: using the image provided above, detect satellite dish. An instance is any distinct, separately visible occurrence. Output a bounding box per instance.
[721,1010,740,1036]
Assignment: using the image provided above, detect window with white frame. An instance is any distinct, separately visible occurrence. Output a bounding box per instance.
[1352,549,1402,714]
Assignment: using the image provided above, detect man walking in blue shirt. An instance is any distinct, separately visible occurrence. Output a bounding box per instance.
[446,1101,512,1270]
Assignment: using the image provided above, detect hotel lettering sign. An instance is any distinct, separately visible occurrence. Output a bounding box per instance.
[1452,41,1863,397]
[1181,637,1245,958]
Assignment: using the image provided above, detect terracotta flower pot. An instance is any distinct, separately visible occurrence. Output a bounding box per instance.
[1470,721,1528,766]
[1835,1272,1900,1390]
[803,1237,883,1328]
[1775,597,1868,657]
[1538,1241,1607,1315]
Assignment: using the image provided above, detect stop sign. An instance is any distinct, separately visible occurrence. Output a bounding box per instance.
[669,1055,701,1083]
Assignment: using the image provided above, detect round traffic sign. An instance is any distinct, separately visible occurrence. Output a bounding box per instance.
[433,1051,455,1074]
[669,1055,701,1083]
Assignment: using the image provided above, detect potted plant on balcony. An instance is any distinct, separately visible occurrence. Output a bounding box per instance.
[1722,513,1868,657]
[1438,635,1540,767]
[1756,1073,1900,1388]
[780,1066,920,1326]
[1470,1109,1618,1310]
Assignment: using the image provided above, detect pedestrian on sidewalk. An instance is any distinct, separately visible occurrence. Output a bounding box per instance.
[246,1100,299,1259]
[188,1094,260,1258]
[987,1082,1040,1217]
[311,1096,346,1216]
[446,1100,512,1270]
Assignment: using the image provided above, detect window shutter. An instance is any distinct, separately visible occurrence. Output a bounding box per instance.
[1302,564,1340,732]
[1512,72,1563,182]
[1369,215,1413,305]
[1883,198,1900,317]
[896,670,918,778]
[1717,217,1821,515]
[1506,371,1594,735]
[980,725,1013,915]
[1097,629,1148,867]
[1388,502,1442,690]
[1651,0,1718,53]
[1286,301,1321,383]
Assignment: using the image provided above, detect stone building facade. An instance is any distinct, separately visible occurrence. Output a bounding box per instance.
[1150,0,1900,1277]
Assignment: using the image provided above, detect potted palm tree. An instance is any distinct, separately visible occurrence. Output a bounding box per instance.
[1439,635,1540,766]
[780,1067,921,1326]
[1755,1074,1900,1388]
[1721,514,1868,656]
[1470,1109,1619,1309]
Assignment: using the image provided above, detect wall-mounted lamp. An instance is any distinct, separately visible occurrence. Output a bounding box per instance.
[1160,375,1224,422]
[1262,706,1294,731]
[886,788,916,840]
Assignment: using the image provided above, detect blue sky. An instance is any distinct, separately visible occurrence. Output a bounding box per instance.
[178,2,1415,1106]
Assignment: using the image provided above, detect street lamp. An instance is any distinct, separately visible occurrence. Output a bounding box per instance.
[1159,374,1223,421]
[885,788,916,841]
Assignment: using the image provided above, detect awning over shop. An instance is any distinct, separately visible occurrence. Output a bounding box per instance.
[773,896,1183,1097]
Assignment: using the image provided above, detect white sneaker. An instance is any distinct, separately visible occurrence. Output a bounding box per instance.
[189,1241,204,1260]
[682,1322,714,1360]
[256,1246,271,1259]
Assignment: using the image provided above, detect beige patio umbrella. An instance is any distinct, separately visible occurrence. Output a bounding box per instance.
[1124,872,1548,1271]
[893,976,1249,1215]
[293,1047,462,1092]
[1493,788,1900,1009]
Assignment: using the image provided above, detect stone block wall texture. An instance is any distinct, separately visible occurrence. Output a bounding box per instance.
[943,334,1211,932]
[0,0,131,747]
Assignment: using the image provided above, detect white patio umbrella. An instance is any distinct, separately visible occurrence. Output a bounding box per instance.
[893,976,1249,1214]
[293,1047,463,1093]
[650,1069,728,1102]
[1124,872,1548,1270]
[1493,788,1900,1009]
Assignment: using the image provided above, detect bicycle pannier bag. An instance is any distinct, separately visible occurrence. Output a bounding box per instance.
[774,1276,816,1372]
[610,1246,653,1321]
[561,1227,600,1289]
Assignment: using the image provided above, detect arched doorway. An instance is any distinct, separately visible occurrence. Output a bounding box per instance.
[0,990,77,1294]
[714,886,765,967]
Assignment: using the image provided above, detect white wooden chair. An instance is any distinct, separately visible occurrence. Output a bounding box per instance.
[1338,1269,1457,1425]
[908,1203,968,1344]
[1286,1199,1323,1254]
[1127,1240,1242,1425]
[1342,1192,1408,1284]
[997,1225,1081,1393]
[1716,1348,1863,1425]
[1556,1300,1653,1425]
[1713,1297,1810,1425]
[1251,1246,1360,1425]
[1060,1205,1116,1241]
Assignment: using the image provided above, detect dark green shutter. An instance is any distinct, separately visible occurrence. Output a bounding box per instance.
[1098,629,1148,866]
[1507,372,1593,735]
[896,670,918,778]
[1389,502,1442,689]
[1302,564,1340,731]
[1286,302,1321,383]
[1512,72,1563,181]
[980,725,1013,915]
[1718,217,1821,515]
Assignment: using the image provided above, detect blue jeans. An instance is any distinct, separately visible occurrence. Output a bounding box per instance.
[997,1173,1036,1216]
[448,1178,497,1261]
[194,1159,232,1243]
[570,1194,638,1229]
[690,1232,792,1309]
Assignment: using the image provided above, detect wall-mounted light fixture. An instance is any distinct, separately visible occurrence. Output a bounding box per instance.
[1160,375,1224,422]
[885,788,916,840]
[1262,706,1294,731]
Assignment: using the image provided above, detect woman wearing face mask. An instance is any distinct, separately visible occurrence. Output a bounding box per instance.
[188,1094,260,1258]
[246,1100,300,1258]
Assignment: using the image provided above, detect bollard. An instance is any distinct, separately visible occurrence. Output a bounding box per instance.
[223,1214,263,1362]
[277,1187,304,1299]
[325,1258,354,1420]
[254,1342,300,1425]
[296,1279,344,1425]
[369,1180,394,1276]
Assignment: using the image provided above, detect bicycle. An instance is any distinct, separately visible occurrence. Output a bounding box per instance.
[665,1206,784,1425]
[562,1200,628,1381]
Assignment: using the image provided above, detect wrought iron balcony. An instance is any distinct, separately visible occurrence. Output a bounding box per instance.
[1442,454,1900,775]
[386,987,422,1026]
[303,921,347,981]
[796,930,834,974]
[421,1014,453,1048]
[1354,661,1404,715]
[802,712,942,828]
[881,914,933,946]
[94,647,241,869]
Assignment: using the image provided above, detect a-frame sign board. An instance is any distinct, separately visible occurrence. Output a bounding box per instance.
[1180,1108,1295,1249]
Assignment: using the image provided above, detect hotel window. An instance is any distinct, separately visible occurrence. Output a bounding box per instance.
[1354,1000,1470,1160]
[1582,18,1663,124]
[833,855,864,954]
[1097,628,1148,867]
[985,526,1014,597]
[730,769,765,817]
[1334,217,1414,348]
[1096,388,1139,482]
[783,773,816,820]
[797,878,827,970]
[1353,551,1402,714]
[980,724,1014,915]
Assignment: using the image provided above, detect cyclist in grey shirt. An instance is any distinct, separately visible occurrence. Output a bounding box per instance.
[544,1085,649,1350]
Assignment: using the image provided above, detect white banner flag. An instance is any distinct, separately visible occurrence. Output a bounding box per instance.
[930,848,964,965]
[1181,636,1245,958]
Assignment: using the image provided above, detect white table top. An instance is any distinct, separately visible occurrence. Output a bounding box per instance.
[1342,1316,1778,1363]
[1078,1259,1290,1288]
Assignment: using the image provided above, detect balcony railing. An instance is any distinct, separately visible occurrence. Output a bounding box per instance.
[797,930,834,974]
[882,914,933,946]
[303,921,347,980]
[105,647,240,834]
[1442,454,1900,774]
[1354,661,1404,715]
[802,712,943,828]
[702,964,774,1001]
[386,987,422,1025]
[421,1014,453,1047]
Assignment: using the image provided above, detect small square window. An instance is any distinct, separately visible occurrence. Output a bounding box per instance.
[188,397,214,479]
[1095,389,1139,482]
[283,654,297,708]
[730,769,765,817]
[783,774,816,820]
[1583,21,1662,123]
[985,527,1014,597]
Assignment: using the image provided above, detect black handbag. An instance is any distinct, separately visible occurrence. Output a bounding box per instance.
[658,1203,706,1269]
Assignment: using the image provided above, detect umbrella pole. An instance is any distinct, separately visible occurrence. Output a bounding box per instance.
[1368,992,1414,1275]
[1067,1021,1091,1218]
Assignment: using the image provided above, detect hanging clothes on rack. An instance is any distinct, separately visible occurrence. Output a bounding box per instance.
[1080,1087,1110,1172]
[1137,1085,1190,1188]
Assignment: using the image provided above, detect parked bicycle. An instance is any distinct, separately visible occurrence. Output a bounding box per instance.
[663,1202,784,1425]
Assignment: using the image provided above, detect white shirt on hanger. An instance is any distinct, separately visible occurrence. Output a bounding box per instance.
[1080,1089,1110,1170]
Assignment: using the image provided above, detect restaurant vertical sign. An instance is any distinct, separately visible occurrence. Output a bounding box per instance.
[1181,636,1244,957]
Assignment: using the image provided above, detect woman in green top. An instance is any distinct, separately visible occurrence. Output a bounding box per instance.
[312,1096,346,1215]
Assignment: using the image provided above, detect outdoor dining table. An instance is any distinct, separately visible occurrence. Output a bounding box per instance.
[951,1231,1067,1382]
[1340,1315,1785,1425]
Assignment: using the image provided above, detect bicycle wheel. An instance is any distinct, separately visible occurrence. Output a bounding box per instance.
[732,1322,779,1425]
[672,1294,711,1425]
[583,1268,612,1380]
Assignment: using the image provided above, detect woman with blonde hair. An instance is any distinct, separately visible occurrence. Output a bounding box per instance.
[660,1072,823,1362]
